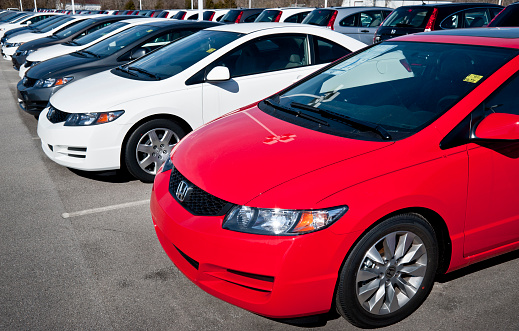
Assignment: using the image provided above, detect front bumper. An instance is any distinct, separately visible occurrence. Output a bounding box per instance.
[17,80,56,115]
[37,106,130,171]
[2,45,16,60]
[150,169,360,318]
[11,52,27,71]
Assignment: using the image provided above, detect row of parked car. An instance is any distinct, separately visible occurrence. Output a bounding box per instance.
[2,2,519,328]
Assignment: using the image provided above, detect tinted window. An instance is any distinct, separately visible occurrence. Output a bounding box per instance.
[383,8,431,28]
[172,11,186,19]
[273,42,516,139]
[38,17,75,33]
[54,18,96,38]
[313,37,351,65]
[463,9,492,28]
[212,34,308,77]
[284,12,308,23]
[360,11,385,27]
[119,30,243,80]
[340,14,357,27]
[221,10,241,23]
[255,10,281,22]
[302,9,335,26]
[483,73,519,116]
[244,13,260,22]
[73,22,128,46]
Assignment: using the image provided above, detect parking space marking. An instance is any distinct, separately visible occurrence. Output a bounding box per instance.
[61,199,150,218]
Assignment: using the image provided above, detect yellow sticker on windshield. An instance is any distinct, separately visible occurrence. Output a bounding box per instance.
[206,48,216,53]
[147,29,154,33]
[463,74,483,83]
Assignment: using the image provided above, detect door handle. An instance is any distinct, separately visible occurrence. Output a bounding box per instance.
[361,30,370,33]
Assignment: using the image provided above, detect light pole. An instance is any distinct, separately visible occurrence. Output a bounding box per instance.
[139,0,142,10]
[34,0,37,11]
[19,0,23,11]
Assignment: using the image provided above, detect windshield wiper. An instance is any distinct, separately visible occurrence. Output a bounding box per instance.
[79,50,100,58]
[65,40,80,46]
[115,65,137,77]
[264,99,329,126]
[291,102,392,140]
[127,66,161,80]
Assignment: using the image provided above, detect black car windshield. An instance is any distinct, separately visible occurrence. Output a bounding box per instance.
[85,24,159,58]
[54,18,96,39]
[267,42,517,140]
[38,16,74,33]
[221,10,241,23]
[33,15,68,31]
[72,21,129,46]
[120,30,243,80]
[382,8,432,28]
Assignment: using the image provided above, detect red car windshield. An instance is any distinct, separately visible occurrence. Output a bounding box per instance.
[266,42,517,140]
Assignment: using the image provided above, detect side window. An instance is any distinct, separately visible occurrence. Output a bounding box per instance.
[312,37,351,65]
[490,7,503,17]
[463,9,491,28]
[244,13,260,22]
[80,22,113,37]
[362,11,385,27]
[441,13,460,29]
[482,73,519,116]
[213,35,308,77]
[284,13,300,23]
[138,29,195,53]
[340,14,358,27]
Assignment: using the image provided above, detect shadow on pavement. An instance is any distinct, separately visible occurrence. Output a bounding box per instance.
[437,249,519,283]
[68,167,140,183]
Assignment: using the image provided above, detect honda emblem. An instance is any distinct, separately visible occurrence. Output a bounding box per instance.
[176,180,191,202]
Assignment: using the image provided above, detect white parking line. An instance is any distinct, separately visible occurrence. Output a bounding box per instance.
[61,199,150,219]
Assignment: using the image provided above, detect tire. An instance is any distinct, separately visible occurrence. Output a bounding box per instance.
[336,213,438,328]
[124,119,187,183]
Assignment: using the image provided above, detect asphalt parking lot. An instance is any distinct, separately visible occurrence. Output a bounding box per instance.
[1,58,518,331]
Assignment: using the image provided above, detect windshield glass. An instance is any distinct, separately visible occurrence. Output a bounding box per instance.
[39,16,74,33]
[268,42,517,140]
[54,18,95,38]
[119,30,243,80]
[11,14,33,23]
[382,8,432,28]
[86,24,159,58]
[255,10,281,22]
[221,10,241,23]
[33,15,67,31]
[301,9,334,26]
[5,13,29,22]
[72,21,128,45]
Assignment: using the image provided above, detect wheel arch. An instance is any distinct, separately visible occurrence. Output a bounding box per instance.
[120,113,193,169]
[330,206,452,312]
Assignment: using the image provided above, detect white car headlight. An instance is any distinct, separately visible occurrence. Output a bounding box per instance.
[63,111,124,126]
[223,205,348,235]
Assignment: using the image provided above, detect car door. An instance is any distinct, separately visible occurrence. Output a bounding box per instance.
[338,10,388,44]
[464,72,519,257]
[201,34,352,122]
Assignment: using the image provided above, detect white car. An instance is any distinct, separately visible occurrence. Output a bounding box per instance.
[2,15,97,60]
[20,18,160,78]
[38,23,366,182]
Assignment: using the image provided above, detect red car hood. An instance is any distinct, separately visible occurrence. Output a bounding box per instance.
[173,105,394,205]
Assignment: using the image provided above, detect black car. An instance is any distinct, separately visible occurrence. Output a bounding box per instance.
[220,8,265,23]
[1,15,64,46]
[374,3,503,43]
[17,20,221,116]
[488,2,518,26]
[12,15,140,70]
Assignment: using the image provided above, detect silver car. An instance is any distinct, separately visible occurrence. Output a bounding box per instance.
[302,7,392,44]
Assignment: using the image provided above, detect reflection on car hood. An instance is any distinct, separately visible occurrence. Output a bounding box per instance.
[50,70,162,113]
[27,43,80,62]
[173,105,394,207]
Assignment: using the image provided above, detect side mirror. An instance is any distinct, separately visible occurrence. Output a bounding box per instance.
[130,48,147,60]
[26,21,32,25]
[206,66,230,82]
[475,113,519,141]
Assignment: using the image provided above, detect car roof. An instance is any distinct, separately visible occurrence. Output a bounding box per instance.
[206,22,327,34]
[396,2,501,7]
[132,19,221,28]
[393,27,519,49]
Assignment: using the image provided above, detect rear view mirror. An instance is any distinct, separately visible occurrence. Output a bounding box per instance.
[475,113,519,141]
[206,66,230,82]
[130,48,147,60]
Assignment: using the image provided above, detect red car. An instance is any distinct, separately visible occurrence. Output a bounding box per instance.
[150,28,519,328]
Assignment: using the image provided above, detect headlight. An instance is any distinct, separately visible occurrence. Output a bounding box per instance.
[159,155,173,173]
[223,205,348,235]
[36,76,74,88]
[22,49,34,56]
[63,110,124,126]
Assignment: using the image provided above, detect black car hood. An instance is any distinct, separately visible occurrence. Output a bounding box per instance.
[26,53,99,79]
[17,36,60,52]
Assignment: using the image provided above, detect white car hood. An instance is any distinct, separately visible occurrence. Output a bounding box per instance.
[27,44,81,62]
[50,70,167,113]
[7,31,51,43]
